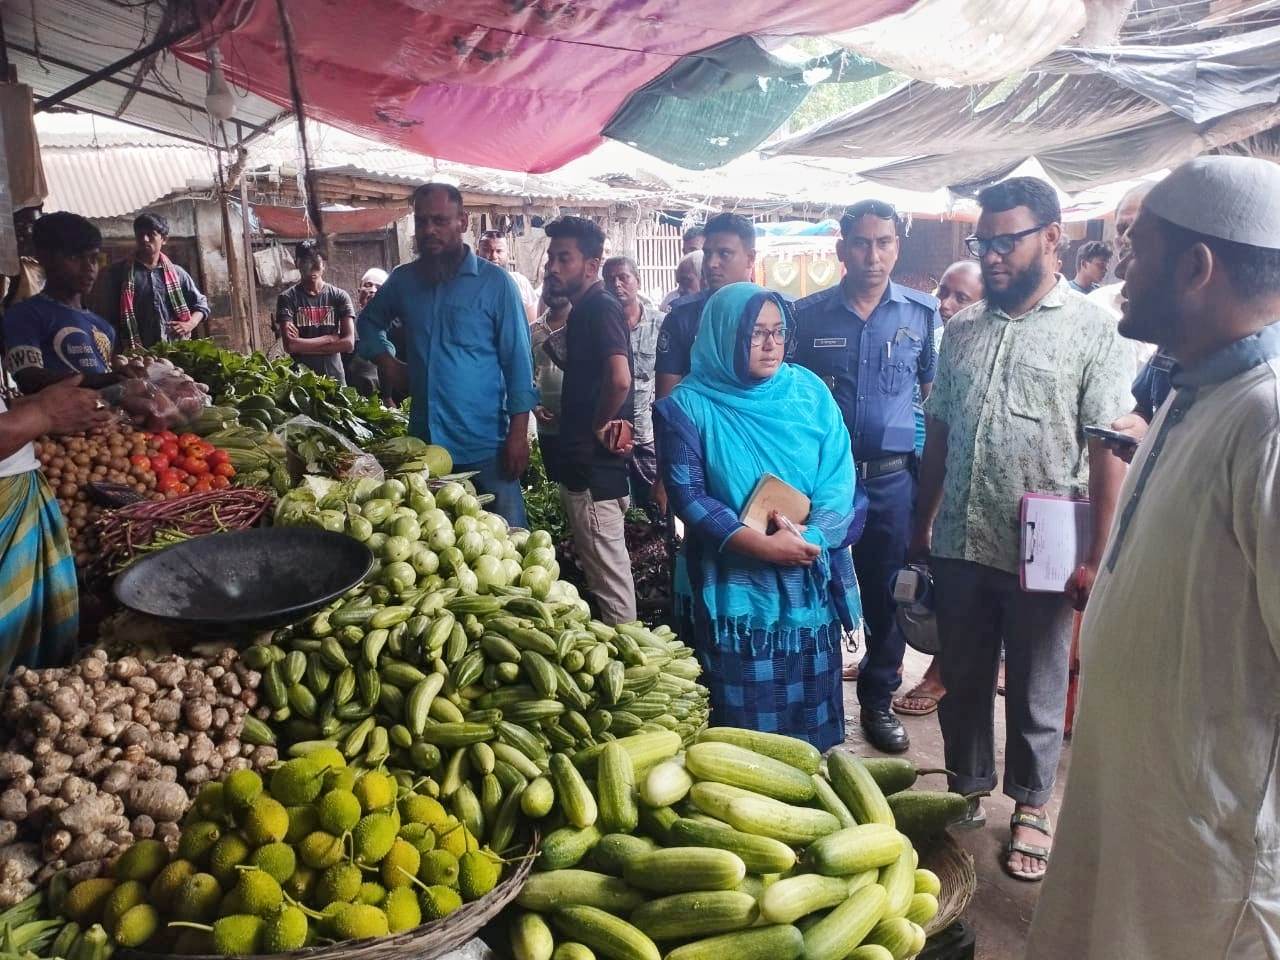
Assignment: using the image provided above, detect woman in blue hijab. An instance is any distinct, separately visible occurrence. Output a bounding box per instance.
[653,283,862,750]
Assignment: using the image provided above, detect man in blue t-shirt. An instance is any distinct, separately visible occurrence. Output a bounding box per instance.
[4,213,118,396]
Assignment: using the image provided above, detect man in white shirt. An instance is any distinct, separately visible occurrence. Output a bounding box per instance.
[478,231,538,323]
[1027,155,1280,958]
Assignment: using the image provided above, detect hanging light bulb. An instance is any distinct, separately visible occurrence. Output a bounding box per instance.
[205,45,236,122]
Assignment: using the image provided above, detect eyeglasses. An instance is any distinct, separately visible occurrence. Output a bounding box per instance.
[964,224,1049,258]
[750,327,786,347]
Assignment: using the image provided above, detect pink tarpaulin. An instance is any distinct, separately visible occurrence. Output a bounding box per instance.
[175,0,912,173]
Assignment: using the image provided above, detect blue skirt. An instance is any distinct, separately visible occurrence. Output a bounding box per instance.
[688,618,846,752]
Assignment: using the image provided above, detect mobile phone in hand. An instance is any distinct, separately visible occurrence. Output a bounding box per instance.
[1084,425,1139,448]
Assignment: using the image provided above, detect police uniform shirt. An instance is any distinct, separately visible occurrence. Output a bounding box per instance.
[792,281,939,462]
[654,289,711,378]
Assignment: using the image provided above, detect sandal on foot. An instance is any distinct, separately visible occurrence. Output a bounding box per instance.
[951,797,986,830]
[892,685,943,717]
[1003,810,1052,882]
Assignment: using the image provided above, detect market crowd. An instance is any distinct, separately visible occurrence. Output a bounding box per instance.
[3,154,1279,958]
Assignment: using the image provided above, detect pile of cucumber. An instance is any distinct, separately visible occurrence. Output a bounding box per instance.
[510,728,969,960]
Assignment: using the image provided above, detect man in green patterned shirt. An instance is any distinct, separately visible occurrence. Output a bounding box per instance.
[911,177,1132,883]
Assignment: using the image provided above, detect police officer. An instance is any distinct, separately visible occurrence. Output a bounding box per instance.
[655,212,757,400]
[793,200,939,754]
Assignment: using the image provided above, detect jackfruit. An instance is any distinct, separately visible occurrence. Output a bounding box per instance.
[331,903,389,942]
[285,804,320,844]
[208,833,252,888]
[242,795,289,845]
[353,770,397,813]
[173,873,221,923]
[150,859,197,913]
[399,822,437,855]
[308,746,347,772]
[380,838,421,889]
[418,884,462,922]
[64,878,117,925]
[236,868,284,917]
[212,914,264,955]
[457,850,501,902]
[299,830,345,870]
[284,865,316,902]
[384,885,421,933]
[177,821,221,864]
[194,781,228,820]
[249,842,297,884]
[353,812,398,865]
[114,838,169,882]
[357,881,387,906]
[432,818,477,858]
[263,904,310,953]
[270,757,328,805]
[223,769,263,812]
[326,767,358,793]
[418,849,459,887]
[113,903,159,948]
[316,863,362,905]
[318,789,362,835]
[102,880,147,936]
[399,794,447,826]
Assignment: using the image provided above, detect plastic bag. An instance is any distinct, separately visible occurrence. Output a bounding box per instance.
[103,356,211,430]
[273,415,383,481]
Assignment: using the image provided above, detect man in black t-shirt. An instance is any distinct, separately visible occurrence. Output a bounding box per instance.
[276,242,355,384]
[543,216,637,625]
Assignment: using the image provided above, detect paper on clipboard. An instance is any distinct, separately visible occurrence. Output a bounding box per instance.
[1020,494,1092,593]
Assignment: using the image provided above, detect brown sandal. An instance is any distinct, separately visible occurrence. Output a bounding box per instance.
[892,685,943,717]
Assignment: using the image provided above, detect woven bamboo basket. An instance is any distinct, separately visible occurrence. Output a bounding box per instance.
[121,836,538,960]
[919,832,977,936]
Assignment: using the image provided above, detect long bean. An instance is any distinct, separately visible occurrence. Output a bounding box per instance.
[96,489,274,568]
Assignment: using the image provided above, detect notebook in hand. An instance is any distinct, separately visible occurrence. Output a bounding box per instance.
[740,473,811,533]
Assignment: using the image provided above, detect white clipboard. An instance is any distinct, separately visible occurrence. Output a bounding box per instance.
[1020,494,1092,593]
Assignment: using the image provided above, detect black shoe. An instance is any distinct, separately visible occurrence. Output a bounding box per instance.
[860,709,910,754]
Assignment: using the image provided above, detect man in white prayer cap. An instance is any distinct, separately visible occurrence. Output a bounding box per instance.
[1026,154,1280,959]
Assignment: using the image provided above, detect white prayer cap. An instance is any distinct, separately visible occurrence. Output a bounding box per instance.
[361,268,388,285]
[1143,155,1280,250]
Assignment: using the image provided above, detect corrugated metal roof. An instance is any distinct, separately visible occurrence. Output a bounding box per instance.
[4,0,288,146]
[40,143,219,218]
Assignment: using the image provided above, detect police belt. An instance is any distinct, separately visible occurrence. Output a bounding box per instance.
[856,454,911,481]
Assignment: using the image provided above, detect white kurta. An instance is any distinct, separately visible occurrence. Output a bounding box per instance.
[1027,346,1280,959]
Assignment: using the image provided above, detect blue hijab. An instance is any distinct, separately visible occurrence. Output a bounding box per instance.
[658,282,860,652]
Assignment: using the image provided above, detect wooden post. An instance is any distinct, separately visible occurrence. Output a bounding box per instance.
[238,149,259,353]
[216,155,248,351]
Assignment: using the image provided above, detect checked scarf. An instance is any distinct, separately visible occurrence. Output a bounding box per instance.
[119,255,192,349]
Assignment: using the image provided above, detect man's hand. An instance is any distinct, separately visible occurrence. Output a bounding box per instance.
[651,479,669,516]
[596,419,634,456]
[533,406,557,425]
[35,376,112,436]
[907,524,932,564]
[284,321,301,341]
[1065,562,1097,612]
[502,427,530,480]
[171,315,202,338]
[1107,412,1149,465]
[376,357,409,399]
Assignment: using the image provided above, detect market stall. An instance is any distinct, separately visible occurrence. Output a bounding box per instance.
[0,345,977,960]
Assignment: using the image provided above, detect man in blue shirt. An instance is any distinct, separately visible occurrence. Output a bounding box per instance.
[4,212,119,395]
[358,183,538,527]
[655,212,757,401]
[793,200,940,754]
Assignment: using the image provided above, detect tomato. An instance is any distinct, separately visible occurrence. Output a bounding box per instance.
[179,433,201,446]
[160,468,184,486]
[192,479,214,494]
[186,458,210,476]
[206,448,229,466]
[210,474,231,490]
[160,442,180,459]
[129,455,151,470]
[149,454,170,472]
[160,480,184,496]
[213,462,236,478]
[159,430,179,443]
[195,441,215,459]
[175,482,191,495]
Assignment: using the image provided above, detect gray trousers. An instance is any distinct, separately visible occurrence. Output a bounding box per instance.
[934,558,1074,807]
